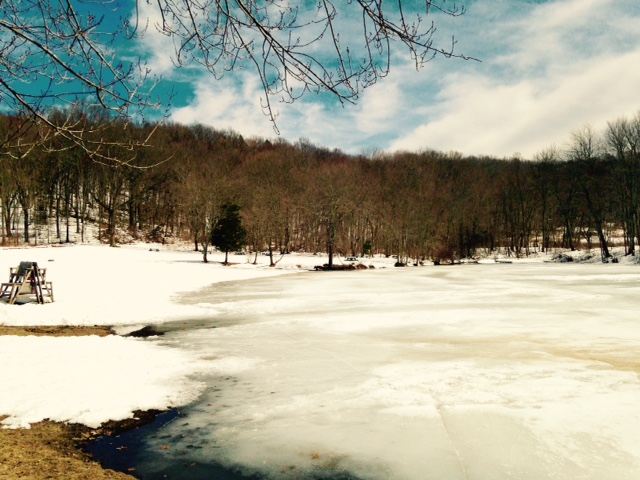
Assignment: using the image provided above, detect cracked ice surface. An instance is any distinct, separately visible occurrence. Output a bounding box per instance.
[141,263,640,479]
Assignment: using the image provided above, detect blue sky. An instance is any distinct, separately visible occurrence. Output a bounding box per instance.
[130,1,640,158]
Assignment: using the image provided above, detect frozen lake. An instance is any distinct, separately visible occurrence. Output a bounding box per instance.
[125,262,640,479]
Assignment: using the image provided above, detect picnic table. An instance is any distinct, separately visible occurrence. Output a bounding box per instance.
[0,261,54,304]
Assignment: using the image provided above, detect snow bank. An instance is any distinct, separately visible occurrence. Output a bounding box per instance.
[0,335,207,429]
[0,243,394,428]
[0,244,315,327]
[0,244,307,428]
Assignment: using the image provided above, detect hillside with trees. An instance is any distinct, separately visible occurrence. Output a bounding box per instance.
[1,110,639,266]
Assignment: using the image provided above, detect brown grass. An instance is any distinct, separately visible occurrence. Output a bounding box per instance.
[0,325,113,337]
[0,419,135,480]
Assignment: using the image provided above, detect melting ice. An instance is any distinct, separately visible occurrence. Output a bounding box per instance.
[137,263,640,479]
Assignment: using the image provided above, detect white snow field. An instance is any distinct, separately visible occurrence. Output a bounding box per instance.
[1,244,640,479]
[0,244,318,429]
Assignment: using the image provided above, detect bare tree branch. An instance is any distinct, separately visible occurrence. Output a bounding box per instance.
[0,0,474,160]
[0,0,165,163]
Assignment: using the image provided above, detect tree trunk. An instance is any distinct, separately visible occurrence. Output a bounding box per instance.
[23,209,29,244]
[596,225,611,259]
[325,221,336,269]
[3,203,12,240]
[55,190,62,240]
[268,243,275,267]
[106,208,116,247]
[201,238,209,263]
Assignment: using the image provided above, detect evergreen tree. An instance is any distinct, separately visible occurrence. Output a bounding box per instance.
[210,204,247,264]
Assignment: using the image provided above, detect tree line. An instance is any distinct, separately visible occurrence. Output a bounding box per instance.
[1,109,639,265]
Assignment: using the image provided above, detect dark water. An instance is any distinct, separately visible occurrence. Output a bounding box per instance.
[87,410,257,480]
[88,406,364,480]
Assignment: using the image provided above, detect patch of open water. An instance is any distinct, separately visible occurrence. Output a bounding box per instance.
[88,409,259,479]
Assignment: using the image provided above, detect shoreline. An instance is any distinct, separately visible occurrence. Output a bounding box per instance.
[0,325,114,337]
[0,326,160,480]
[0,417,137,480]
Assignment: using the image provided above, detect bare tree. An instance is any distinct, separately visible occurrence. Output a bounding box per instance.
[175,143,239,262]
[147,1,472,128]
[1,1,472,154]
[606,112,640,255]
[0,1,160,163]
[531,147,560,252]
[308,158,361,269]
[238,145,300,266]
[567,126,613,259]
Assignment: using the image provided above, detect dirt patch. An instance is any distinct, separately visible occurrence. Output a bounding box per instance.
[0,325,113,337]
[0,326,151,479]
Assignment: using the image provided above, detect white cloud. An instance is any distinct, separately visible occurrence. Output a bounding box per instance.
[169,74,375,152]
[386,0,640,158]
[354,80,403,134]
[133,1,178,76]
[142,0,640,158]
[390,47,640,158]
[170,74,278,139]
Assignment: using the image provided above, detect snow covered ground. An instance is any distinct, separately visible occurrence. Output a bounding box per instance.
[0,244,393,429]
[1,243,640,479]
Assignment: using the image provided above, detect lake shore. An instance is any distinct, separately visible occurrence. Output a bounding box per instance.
[0,244,323,479]
[0,325,113,337]
[0,418,137,480]
[5,244,635,479]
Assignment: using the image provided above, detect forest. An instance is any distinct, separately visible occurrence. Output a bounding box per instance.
[1,109,639,266]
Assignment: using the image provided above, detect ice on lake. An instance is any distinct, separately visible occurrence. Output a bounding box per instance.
[138,262,640,479]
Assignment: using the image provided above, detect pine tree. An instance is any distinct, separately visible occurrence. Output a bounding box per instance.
[210,204,247,264]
